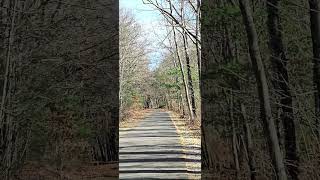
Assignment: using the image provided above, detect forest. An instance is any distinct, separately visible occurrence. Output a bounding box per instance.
[0,0,119,179]
[1,0,320,179]
[119,0,201,126]
[201,0,320,179]
[121,0,320,179]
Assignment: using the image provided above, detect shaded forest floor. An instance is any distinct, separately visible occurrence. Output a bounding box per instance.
[17,161,118,180]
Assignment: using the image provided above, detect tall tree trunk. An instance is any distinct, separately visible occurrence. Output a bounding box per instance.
[0,0,17,126]
[174,29,194,120]
[182,33,197,119]
[181,0,196,120]
[230,93,240,179]
[171,46,186,117]
[241,103,257,180]
[0,0,18,179]
[239,0,287,179]
[266,0,298,179]
[196,0,201,77]
[308,0,320,136]
[169,1,194,120]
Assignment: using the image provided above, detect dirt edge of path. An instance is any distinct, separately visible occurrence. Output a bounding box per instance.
[168,111,201,180]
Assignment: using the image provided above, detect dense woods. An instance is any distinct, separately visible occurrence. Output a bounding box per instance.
[202,0,320,179]
[1,0,320,179]
[121,0,320,179]
[0,0,118,179]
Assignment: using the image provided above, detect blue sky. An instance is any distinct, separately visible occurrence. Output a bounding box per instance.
[120,0,166,70]
[120,0,159,24]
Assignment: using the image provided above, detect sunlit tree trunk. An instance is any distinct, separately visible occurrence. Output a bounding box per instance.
[181,12,197,120]
[169,1,194,121]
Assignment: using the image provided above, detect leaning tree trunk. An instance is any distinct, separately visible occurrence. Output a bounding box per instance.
[182,30,197,120]
[168,1,194,121]
[239,0,287,179]
[0,0,18,179]
[181,0,196,120]
[266,0,298,179]
[173,27,194,121]
[308,0,320,137]
[171,44,187,117]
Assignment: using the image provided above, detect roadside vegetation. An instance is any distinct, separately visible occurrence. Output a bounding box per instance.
[0,1,118,179]
[202,0,320,179]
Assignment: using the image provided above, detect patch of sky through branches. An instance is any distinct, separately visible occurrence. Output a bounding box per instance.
[120,0,168,71]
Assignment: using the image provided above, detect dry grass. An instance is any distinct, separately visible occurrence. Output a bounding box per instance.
[168,111,201,180]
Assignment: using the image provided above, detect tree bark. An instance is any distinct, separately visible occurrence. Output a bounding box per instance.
[0,1,18,179]
[239,0,287,179]
[169,1,194,121]
[266,0,298,179]
[181,0,196,120]
[171,43,187,117]
[308,0,320,137]
[196,0,201,77]
[230,93,240,179]
[241,103,257,180]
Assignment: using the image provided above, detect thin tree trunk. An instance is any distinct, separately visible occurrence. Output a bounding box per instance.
[266,0,298,179]
[174,29,194,120]
[0,1,18,179]
[171,41,186,116]
[169,1,194,121]
[230,93,240,179]
[181,0,196,120]
[196,0,201,77]
[239,0,287,179]
[0,0,17,126]
[182,32,196,120]
[241,103,257,180]
[308,0,320,137]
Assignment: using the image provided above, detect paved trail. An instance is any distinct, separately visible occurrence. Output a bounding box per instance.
[119,110,200,179]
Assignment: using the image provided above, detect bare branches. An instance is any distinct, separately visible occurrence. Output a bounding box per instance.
[143,0,200,44]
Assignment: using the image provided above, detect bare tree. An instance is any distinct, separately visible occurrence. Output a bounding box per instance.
[266,0,298,179]
[119,9,150,115]
[170,3,195,120]
[143,0,200,121]
[241,103,257,180]
[239,0,287,179]
[180,0,197,119]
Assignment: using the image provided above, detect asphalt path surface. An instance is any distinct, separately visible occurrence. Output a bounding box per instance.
[119,111,200,179]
